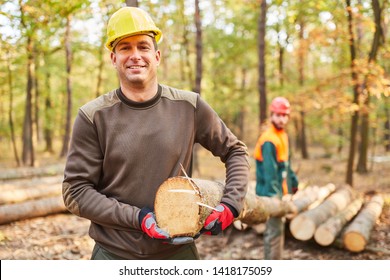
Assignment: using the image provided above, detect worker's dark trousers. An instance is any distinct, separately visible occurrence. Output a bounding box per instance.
[91,242,200,260]
[263,217,285,260]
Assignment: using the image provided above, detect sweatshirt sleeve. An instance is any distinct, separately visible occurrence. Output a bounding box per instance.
[62,111,141,231]
[194,96,250,215]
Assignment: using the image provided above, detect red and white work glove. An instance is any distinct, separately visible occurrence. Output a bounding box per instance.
[202,203,236,235]
[139,207,194,245]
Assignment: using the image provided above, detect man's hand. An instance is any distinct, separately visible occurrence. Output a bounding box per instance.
[139,207,194,245]
[202,203,235,235]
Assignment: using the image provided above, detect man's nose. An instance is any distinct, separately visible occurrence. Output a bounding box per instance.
[129,49,141,60]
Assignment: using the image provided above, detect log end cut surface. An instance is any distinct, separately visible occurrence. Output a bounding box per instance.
[314,226,334,246]
[155,177,202,237]
[289,215,316,241]
[343,232,366,252]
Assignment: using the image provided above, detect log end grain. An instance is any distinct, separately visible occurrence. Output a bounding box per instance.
[289,215,316,241]
[314,226,334,246]
[343,231,366,252]
[154,177,202,238]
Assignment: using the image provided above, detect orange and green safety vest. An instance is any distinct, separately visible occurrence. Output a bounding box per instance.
[253,124,298,197]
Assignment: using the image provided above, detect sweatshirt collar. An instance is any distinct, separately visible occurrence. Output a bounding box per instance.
[116,85,162,109]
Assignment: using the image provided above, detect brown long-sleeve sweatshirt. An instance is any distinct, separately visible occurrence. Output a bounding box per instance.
[62,84,250,259]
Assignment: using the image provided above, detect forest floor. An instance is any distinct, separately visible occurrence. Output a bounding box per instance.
[0,146,389,260]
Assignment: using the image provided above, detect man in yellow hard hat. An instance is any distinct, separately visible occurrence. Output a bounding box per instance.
[253,97,299,259]
[62,7,249,260]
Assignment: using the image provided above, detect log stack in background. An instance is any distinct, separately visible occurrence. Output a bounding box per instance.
[0,181,66,225]
[289,186,355,241]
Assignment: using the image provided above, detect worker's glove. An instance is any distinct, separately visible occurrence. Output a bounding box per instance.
[139,207,194,245]
[202,203,235,235]
[292,187,298,194]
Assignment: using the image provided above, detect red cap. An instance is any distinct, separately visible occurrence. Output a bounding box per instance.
[270,97,291,114]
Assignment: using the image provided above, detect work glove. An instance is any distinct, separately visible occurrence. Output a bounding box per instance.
[139,207,194,245]
[292,187,298,194]
[202,203,235,235]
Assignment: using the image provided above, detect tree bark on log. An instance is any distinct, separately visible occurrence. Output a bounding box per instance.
[0,184,61,204]
[236,183,336,230]
[343,194,384,252]
[0,164,64,180]
[0,195,67,225]
[314,197,363,246]
[289,186,355,241]
[288,183,336,215]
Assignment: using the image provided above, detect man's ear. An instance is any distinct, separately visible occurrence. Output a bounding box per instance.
[155,50,161,66]
[110,52,117,67]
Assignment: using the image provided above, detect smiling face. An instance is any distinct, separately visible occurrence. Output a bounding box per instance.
[110,34,161,89]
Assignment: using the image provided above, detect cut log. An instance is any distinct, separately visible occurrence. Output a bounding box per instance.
[0,195,67,225]
[343,194,384,252]
[154,177,295,237]
[0,164,64,180]
[237,191,276,223]
[154,177,224,237]
[0,184,61,205]
[287,183,336,217]
[289,186,355,241]
[314,197,363,246]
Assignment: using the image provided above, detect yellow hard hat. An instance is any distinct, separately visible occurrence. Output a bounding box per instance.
[105,7,163,51]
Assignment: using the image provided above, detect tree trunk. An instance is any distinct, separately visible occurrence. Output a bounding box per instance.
[179,0,193,87]
[257,0,267,126]
[277,33,285,87]
[43,66,54,153]
[289,186,355,241]
[0,196,67,225]
[343,194,384,252]
[385,106,390,152]
[60,15,73,158]
[356,0,383,173]
[337,126,344,154]
[95,36,105,98]
[22,35,35,166]
[33,49,41,143]
[0,184,61,205]
[293,118,301,150]
[235,67,247,140]
[297,16,309,159]
[314,197,363,246]
[6,49,20,167]
[194,0,202,95]
[300,111,309,159]
[345,0,360,186]
[191,0,203,176]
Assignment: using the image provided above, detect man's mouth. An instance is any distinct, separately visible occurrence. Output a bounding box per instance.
[127,65,145,69]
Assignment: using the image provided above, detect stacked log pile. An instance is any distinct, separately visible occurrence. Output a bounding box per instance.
[0,180,66,225]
